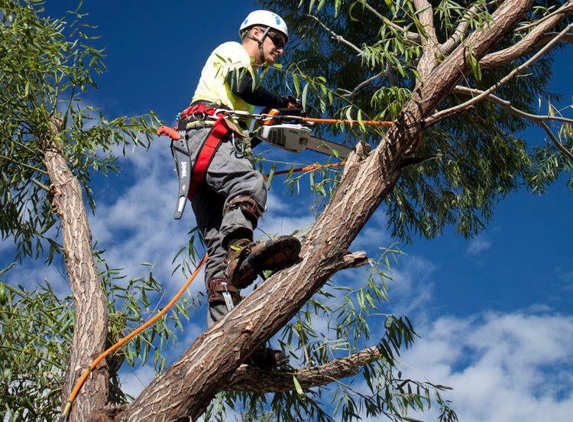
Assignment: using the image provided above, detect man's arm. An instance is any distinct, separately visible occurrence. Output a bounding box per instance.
[226,68,289,108]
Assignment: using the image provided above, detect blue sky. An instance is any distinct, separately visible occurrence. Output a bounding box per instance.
[2,1,573,421]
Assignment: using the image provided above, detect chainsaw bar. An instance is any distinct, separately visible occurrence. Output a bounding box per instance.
[305,134,353,158]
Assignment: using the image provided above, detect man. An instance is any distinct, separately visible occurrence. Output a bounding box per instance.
[177,11,301,368]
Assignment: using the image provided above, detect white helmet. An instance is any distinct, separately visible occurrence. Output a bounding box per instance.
[239,10,288,43]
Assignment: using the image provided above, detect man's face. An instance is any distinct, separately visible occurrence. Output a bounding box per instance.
[253,27,286,65]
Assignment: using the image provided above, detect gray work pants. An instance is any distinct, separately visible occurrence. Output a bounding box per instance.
[186,125,267,326]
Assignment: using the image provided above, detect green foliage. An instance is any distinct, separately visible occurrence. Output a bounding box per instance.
[0,0,161,262]
[258,0,573,244]
[0,278,70,422]
[0,251,193,420]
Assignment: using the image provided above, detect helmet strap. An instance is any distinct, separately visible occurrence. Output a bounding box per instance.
[258,27,270,66]
[244,26,270,66]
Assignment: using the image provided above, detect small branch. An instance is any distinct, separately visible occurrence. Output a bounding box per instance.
[305,14,362,55]
[400,154,443,170]
[425,22,573,126]
[440,4,484,56]
[0,153,48,175]
[481,1,573,69]
[515,1,573,32]
[453,86,573,125]
[228,346,384,393]
[342,250,370,269]
[343,71,386,98]
[31,178,51,192]
[342,141,369,179]
[358,0,420,42]
[540,120,573,161]
[534,32,573,46]
[444,86,573,161]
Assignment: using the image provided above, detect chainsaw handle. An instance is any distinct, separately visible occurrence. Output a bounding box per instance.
[157,125,181,140]
[259,108,281,125]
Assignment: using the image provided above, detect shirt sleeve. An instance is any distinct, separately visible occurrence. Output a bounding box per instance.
[226,68,288,108]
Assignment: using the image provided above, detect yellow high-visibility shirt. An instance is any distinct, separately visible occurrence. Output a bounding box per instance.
[191,41,256,114]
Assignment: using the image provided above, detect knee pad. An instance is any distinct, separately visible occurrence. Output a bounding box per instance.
[224,196,264,227]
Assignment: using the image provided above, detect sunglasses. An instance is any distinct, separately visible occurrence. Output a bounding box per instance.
[267,32,286,50]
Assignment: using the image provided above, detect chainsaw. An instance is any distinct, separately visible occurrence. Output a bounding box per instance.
[251,123,353,158]
[250,107,353,158]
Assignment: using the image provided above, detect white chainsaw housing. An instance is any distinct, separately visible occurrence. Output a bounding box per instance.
[253,123,353,158]
[255,124,312,153]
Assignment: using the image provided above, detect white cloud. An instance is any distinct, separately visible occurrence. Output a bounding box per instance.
[466,235,492,256]
[558,269,573,291]
[88,139,200,292]
[399,311,573,422]
[387,254,438,318]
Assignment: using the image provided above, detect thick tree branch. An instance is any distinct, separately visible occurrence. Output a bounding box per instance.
[43,118,109,420]
[426,21,573,126]
[480,0,573,69]
[228,346,384,393]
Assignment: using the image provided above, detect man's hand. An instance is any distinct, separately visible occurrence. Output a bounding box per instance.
[282,95,302,109]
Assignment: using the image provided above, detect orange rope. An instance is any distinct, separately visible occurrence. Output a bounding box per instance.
[59,253,208,420]
[270,161,346,177]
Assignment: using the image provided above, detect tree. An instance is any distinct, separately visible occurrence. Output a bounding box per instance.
[120,0,573,421]
[1,1,572,421]
[0,1,163,420]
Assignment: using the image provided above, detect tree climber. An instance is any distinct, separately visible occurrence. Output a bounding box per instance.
[178,10,301,369]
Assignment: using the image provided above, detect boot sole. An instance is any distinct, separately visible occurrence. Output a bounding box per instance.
[233,236,301,289]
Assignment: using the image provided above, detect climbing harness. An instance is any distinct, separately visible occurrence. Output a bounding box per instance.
[157,106,394,219]
[57,253,208,422]
[158,104,239,219]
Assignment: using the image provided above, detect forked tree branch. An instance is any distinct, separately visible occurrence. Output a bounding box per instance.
[117,2,541,420]
[425,22,573,126]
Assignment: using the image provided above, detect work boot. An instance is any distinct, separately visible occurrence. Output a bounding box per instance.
[226,235,301,289]
[246,347,289,371]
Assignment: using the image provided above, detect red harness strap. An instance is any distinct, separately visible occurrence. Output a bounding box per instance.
[187,115,229,200]
[180,104,235,201]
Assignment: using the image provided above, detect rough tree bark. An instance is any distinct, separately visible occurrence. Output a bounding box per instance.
[42,118,110,420]
[227,345,385,393]
[117,1,533,421]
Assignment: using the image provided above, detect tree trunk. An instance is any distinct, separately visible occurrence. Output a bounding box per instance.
[118,1,532,420]
[43,119,109,421]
